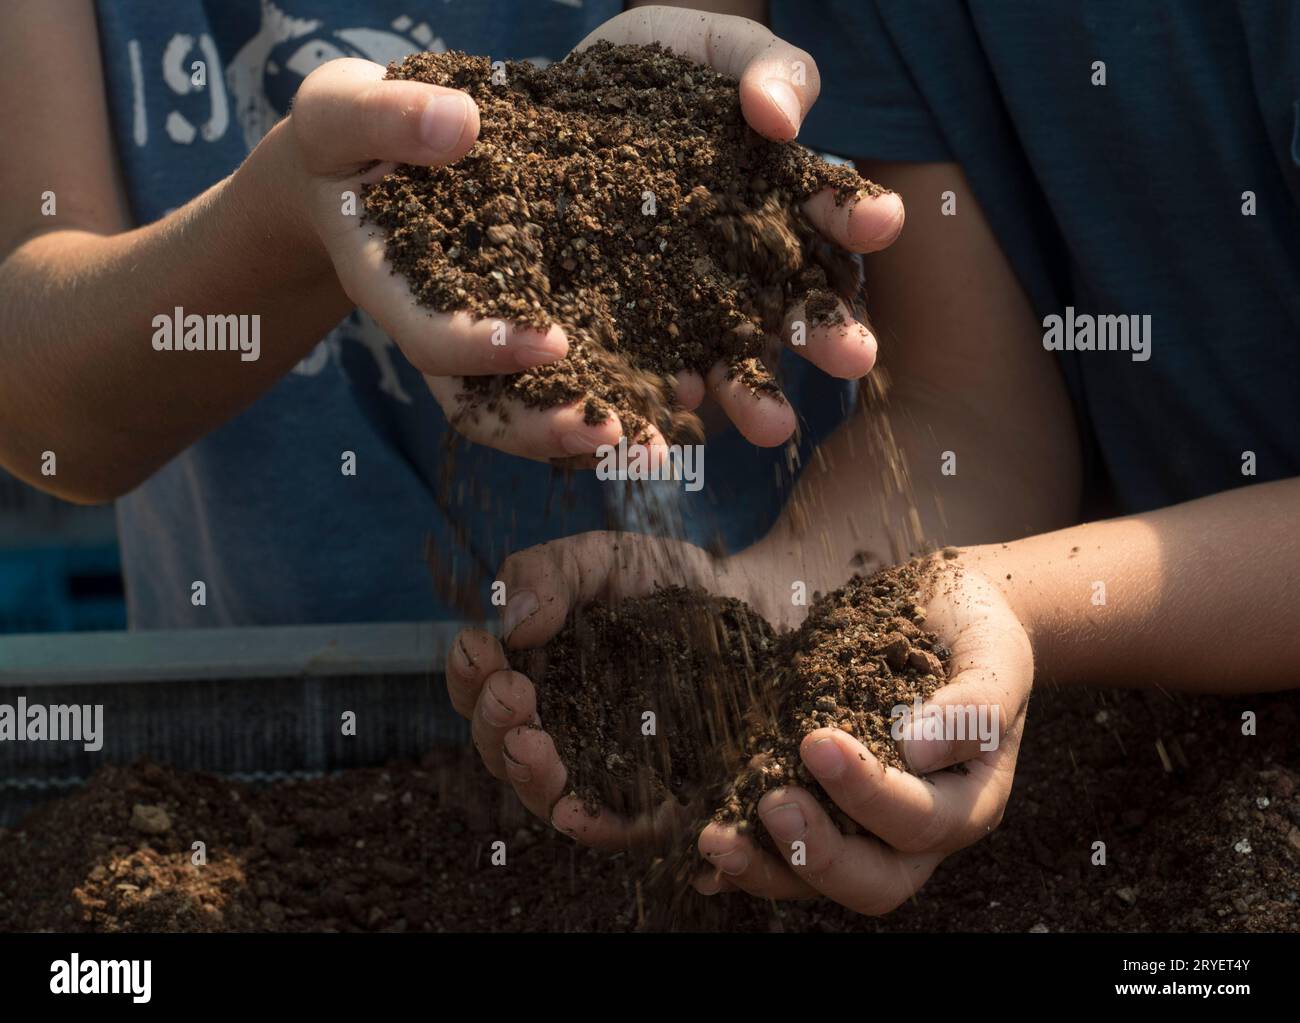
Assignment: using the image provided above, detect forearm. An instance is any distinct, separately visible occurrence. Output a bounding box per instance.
[966,477,1300,693]
[730,381,1079,626]
[0,120,349,502]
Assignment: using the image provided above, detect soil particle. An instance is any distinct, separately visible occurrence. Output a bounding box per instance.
[129,804,172,835]
[362,43,882,442]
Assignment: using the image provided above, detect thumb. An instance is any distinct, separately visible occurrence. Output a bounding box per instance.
[497,534,617,651]
[574,7,819,142]
[291,57,479,175]
[497,533,716,650]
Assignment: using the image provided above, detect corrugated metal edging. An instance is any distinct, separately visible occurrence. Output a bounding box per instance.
[0,622,475,826]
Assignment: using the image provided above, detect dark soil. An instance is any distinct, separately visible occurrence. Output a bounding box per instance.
[717,562,947,843]
[361,42,879,442]
[509,563,946,856]
[2,686,1297,932]
[510,587,775,819]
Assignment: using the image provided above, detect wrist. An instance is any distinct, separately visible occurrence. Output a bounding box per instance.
[228,119,339,290]
[956,539,1050,671]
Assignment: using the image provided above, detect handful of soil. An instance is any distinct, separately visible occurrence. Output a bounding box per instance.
[715,561,947,843]
[362,42,884,442]
[511,560,948,851]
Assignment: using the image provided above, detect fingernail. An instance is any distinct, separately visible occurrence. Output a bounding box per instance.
[502,744,532,783]
[761,79,802,135]
[760,802,807,843]
[803,736,846,780]
[560,428,608,456]
[550,809,577,837]
[480,674,517,726]
[502,590,539,638]
[901,723,951,774]
[455,633,476,670]
[420,93,471,156]
[706,847,750,876]
[515,328,568,368]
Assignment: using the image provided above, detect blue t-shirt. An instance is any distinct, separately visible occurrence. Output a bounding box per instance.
[775,0,1300,514]
[93,0,855,627]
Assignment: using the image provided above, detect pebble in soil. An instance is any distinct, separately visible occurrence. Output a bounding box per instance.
[361,42,883,443]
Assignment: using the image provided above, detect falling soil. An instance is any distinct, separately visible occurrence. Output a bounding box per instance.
[361,42,881,442]
[510,587,775,820]
[3,685,1298,932]
[511,561,947,856]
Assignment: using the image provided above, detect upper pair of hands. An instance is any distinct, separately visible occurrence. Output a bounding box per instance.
[446,531,1034,916]
[285,6,904,461]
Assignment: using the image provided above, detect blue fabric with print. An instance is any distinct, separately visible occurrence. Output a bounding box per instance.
[774,0,1300,514]
[93,0,854,627]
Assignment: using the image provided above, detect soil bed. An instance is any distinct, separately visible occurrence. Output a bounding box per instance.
[2,687,1296,932]
[362,42,879,441]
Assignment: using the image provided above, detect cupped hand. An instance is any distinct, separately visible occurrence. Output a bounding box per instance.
[576,6,905,446]
[693,560,1033,915]
[444,531,757,849]
[291,13,904,463]
[290,58,627,462]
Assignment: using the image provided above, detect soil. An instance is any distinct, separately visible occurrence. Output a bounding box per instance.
[509,563,946,859]
[361,42,880,442]
[716,562,947,843]
[510,587,775,819]
[2,685,1297,932]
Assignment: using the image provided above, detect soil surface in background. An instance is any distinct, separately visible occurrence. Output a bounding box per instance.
[362,42,877,442]
[2,692,1296,932]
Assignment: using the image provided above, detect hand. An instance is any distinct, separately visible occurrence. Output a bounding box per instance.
[444,531,759,848]
[576,6,906,446]
[288,58,624,462]
[693,560,1033,915]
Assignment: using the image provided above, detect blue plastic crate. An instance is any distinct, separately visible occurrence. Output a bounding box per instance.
[0,544,126,633]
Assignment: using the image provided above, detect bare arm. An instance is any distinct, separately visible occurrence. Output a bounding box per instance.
[730,160,1082,621]
[0,0,348,502]
[965,475,1300,693]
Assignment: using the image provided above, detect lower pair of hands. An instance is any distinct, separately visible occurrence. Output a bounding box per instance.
[446,531,1034,916]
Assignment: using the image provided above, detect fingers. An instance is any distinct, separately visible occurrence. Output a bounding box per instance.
[496,532,715,649]
[424,376,625,463]
[802,187,905,254]
[292,58,480,175]
[734,35,819,141]
[706,361,796,447]
[672,370,706,412]
[575,8,819,141]
[445,627,507,717]
[897,668,1021,775]
[469,669,537,779]
[754,787,944,915]
[499,725,569,822]
[782,299,878,379]
[328,229,570,376]
[799,727,1015,854]
[695,822,816,900]
[552,795,687,852]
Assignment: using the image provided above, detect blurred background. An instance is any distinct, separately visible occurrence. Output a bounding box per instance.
[0,468,126,633]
